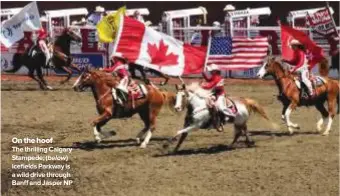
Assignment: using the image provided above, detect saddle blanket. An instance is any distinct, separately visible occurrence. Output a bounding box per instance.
[294,75,326,89]
[128,83,148,100]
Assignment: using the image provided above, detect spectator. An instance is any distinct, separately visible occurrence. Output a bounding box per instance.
[87,6,105,26]
[132,10,144,23]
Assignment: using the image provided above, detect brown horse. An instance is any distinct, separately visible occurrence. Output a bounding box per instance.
[257,57,339,135]
[50,28,82,84]
[72,69,176,148]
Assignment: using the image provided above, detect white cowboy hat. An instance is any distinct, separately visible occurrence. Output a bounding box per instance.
[224,4,236,11]
[95,6,105,13]
[207,64,220,72]
[144,21,152,26]
[212,21,221,27]
[290,39,301,45]
[112,52,124,59]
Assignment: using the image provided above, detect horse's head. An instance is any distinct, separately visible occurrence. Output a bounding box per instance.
[63,28,82,43]
[257,57,281,78]
[72,68,96,91]
[174,84,188,112]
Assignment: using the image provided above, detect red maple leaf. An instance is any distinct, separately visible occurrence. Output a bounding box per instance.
[147,40,178,67]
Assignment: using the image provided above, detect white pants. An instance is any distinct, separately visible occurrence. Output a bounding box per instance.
[38,40,51,65]
[295,65,313,95]
[215,95,236,118]
[117,76,129,93]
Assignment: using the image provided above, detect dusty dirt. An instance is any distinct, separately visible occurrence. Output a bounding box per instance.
[1,75,339,196]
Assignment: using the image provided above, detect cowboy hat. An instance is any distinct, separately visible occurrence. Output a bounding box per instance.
[144,21,152,26]
[206,64,220,72]
[95,6,105,13]
[111,52,124,59]
[224,4,236,11]
[290,39,301,45]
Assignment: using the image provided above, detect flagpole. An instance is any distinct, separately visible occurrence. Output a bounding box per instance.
[203,30,212,72]
[325,1,339,39]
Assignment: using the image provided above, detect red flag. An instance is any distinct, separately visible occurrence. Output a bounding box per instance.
[280,24,324,69]
[113,16,206,76]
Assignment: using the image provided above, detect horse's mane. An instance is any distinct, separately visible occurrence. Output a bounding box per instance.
[186,82,212,98]
[90,70,119,87]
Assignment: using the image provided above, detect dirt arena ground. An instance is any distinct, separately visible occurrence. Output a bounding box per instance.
[1,75,339,196]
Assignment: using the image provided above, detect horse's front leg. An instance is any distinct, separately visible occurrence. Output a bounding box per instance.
[91,112,111,143]
[60,66,73,84]
[163,124,198,151]
[284,102,299,134]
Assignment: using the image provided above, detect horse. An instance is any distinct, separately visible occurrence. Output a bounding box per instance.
[129,63,170,86]
[4,28,82,90]
[5,42,53,90]
[72,69,177,148]
[257,57,339,135]
[163,82,274,153]
[50,28,82,84]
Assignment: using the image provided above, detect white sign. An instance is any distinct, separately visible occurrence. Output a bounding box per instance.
[0,2,41,48]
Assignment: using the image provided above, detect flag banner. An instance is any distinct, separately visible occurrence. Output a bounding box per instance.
[306,7,338,39]
[96,6,126,43]
[0,2,41,48]
[280,24,324,69]
[112,16,206,76]
[206,36,269,70]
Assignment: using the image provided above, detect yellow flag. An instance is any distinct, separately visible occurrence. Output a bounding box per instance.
[96,6,126,43]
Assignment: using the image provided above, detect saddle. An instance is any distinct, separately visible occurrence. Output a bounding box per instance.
[112,81,148,107]
[293,75,326,99]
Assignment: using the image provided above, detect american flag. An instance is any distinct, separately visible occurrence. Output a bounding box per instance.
[206,36,269,70]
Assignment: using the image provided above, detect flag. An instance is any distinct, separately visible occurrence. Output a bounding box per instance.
[306,7,339,55]
[206,36,269,70]
[112,16,207,76]
[96,6,126,43]
[0,2,41,48]
[280,23,324,68]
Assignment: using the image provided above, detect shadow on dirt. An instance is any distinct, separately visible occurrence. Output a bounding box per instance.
[249,130,319,137]
[154,143,254,157]
[65,137,169,151]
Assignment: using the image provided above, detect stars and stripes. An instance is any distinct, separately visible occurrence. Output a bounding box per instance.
[206,36,269,70]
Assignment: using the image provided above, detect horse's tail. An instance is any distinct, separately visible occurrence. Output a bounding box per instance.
[243,98,279,130]
[318,57,329,77]
[4,53,23,73]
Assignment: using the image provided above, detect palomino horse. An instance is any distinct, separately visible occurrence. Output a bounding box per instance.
[163,82,274,153]
[51,28,82,84]
[257,57,339,135]
[72,69,176,148]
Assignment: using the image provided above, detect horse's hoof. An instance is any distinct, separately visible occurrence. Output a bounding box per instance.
[140,144,147,148]
[46,86,54,90]
[246,141,255,147]
[162,142,170,149]
[136,138,141,144]
[322,132,329,136]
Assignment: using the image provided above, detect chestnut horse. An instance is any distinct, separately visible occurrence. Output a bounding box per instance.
[257,57,339,135]
[50,28,82,84]
[72,69,176,148]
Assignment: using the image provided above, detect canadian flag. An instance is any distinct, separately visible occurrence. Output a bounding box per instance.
[112,16,207,76]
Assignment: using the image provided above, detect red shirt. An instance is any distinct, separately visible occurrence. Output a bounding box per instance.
[102,61,129,78]
[201,72,225,96]
[285,49,306,73]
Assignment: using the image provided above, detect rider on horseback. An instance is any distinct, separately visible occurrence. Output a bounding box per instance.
[102,52,130,105]
[36,28,52,66]
[201,64,235,122]
[283,39,314,98]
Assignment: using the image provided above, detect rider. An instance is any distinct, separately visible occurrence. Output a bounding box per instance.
[37,28,52,66]
[102,52,130,104]
[283,39,314,98]
[201,64,235,122]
